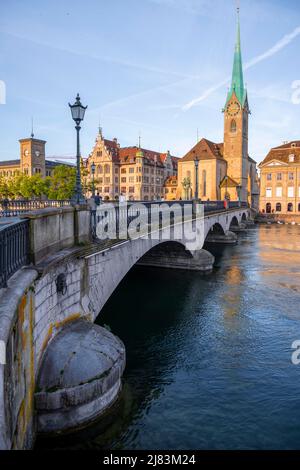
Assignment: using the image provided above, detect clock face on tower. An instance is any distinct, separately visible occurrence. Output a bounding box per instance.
[227,101,240,116]
[35,150,40,157]
[24,149,29,157]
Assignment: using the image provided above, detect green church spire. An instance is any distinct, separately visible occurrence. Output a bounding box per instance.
[226,6,246,107]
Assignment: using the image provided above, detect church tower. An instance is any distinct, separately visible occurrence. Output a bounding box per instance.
[223,7,249,202]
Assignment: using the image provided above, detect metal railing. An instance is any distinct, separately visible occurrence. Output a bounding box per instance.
[91,200,249,239]
[0,219,30,288]
[0,199,72,217]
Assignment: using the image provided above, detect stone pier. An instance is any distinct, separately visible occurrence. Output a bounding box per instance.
[205,230,238,244]
[137,243,215,272]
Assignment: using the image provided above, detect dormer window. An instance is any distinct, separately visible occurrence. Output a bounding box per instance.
[291,143,297,148]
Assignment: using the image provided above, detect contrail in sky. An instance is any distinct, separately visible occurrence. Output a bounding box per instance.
[182,26,300,111]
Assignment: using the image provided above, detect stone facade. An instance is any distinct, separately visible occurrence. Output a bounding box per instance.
[84,128,179,201]
[0,136,73,179]
[259,141,300,215]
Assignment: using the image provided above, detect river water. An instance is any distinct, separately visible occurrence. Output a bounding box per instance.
[38,224,300,450]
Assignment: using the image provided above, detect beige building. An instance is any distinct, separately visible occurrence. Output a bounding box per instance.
[0,134,68,179]
[176,10,259,207]
[85,128,178,201]
[259,141,300,215]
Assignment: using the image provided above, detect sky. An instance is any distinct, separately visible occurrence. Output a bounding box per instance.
[0,0,300,164]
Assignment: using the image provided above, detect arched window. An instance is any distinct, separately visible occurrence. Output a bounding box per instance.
[202,170,207,197]
[97,164,103,175]
[104,164,110,174]
[266,203,272,214]
[276,203,281,212]
[288,203,293,212]
[230,119,237,133]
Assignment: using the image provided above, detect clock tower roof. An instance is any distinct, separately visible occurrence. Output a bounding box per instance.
[225,7,247,107]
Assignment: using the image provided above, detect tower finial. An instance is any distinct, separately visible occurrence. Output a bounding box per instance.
[138,131,141,149]
[31,117,34,138]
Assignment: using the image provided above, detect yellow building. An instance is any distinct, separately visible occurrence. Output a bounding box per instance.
[259,141,300,215]
[176,9,259,208]
[0,134,69,179]
[85,128,179,201]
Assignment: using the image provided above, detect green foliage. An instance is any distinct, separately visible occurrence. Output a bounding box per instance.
[47,165,76,200]
[0,165,76,200]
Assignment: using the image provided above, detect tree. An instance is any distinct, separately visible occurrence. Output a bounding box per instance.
[47,165,76,200]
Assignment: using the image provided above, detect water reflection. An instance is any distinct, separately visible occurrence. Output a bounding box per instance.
[37,225,300,450]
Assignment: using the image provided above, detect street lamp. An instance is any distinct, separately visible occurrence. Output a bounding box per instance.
[91,161,96,198]
[69,93,87,204]
[194,156,199,200]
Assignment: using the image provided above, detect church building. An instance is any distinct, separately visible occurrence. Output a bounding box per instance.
[176,8,259,207]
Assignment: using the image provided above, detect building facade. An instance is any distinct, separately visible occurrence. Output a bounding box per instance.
[259,141,300,215]
[176,9,259,208]
[0,135,68,179]
[85,128,178,201]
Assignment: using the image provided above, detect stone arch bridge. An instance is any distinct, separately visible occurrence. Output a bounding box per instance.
[0,201,250,449]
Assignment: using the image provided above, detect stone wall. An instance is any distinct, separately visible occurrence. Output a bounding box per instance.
[0,206,250,449]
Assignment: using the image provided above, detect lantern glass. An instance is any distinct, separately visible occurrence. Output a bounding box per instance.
[69,94,87,123]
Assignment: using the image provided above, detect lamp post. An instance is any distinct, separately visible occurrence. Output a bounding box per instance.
[194,156,199,200]
[91,161,96,198]
[69,93,87,204]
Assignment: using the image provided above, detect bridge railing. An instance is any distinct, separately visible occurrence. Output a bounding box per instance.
[0,199,72,217]
[0,219,30,288]
[91,200,249,239]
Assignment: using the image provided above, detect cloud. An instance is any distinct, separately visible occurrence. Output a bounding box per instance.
[182,25,300,111]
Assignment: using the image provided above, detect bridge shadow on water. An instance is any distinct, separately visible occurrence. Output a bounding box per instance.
[36,240,234,450]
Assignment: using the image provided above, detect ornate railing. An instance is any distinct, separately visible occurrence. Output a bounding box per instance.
[0,199,72,217]
[0,219,30,288]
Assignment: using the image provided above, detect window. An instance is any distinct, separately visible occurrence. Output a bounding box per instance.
[266,188,272,198]
[267,173,272,181]
[121,177,126,183]
[288,203,293,212]
[105,177,110,184]
[129,167,134,173]
[288,187,294,198]
[276,187,282,197]
[202,170,207,197]
[298,203,300,212]
[129,187,134,193]
[97,164,103,174]
[277,173,282,181]
[121,187,126,193]
[121,168,126,174]
[104,187,109,193]
[230,119,237,133]
[115,167,119,174]
[115,177,118,183]
[276,203,282,212]
[129,176,134,183]
[289,172,294,180]
[289,154,295,163]
[266,203,272,213]
[104,164,110,174]
[97,151,102,157]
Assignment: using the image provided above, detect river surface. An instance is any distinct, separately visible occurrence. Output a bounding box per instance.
[38,224,300,450]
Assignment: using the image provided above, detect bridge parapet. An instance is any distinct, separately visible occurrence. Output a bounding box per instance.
[0,202,250,449]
